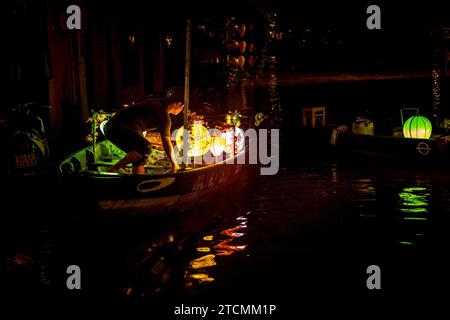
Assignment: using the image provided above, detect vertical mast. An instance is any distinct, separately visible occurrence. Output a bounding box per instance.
[184,19,191,130]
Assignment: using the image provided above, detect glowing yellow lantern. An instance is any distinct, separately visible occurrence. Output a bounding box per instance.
[210,135,227,156]
[403,115,432,139]
[175,122,212,157]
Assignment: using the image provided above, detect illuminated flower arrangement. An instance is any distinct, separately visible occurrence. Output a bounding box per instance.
[225,109,242,127]
[85,110,114,143]
[223,110,244,154]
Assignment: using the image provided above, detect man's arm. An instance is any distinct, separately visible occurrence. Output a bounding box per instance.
[161,135,179,172]
[160,112,180,173]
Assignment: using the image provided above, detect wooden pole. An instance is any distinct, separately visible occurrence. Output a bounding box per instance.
[183,19,191,130]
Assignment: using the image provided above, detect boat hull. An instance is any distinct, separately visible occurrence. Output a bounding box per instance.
[334,132,450,165]
[60,148,246,215]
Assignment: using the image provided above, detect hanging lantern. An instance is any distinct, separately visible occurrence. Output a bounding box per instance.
[226,40,239,50]
[248,55,254,66]
[226,55,239,67]
[239,24,246,37]
[403,115,432,139]
[248,42,254,52]
[237,55,245,68]
[175,123,212,157]
[239,41,246,53]
[164,33,173,48]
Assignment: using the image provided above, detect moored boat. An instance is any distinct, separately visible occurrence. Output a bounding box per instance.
[59,140,246,215]
[330,126,450,166]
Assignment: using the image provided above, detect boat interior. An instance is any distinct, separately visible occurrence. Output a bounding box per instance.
[59,140,174,175]
[59,139,236,176]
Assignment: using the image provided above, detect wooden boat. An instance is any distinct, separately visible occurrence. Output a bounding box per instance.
[331,129,450,166]
[56,19,250,216]
[58,140,246,215]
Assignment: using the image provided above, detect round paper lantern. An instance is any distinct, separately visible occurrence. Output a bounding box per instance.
[175,123,212,157]
[210,136,227,156]
[224,127,245,153]
[237,55,245,68]
[226,40,239,50]
[239,24,246,37]
[226,55,239,66]
[403,115,432,139]
[248,55,254,66]
[239,41,246,53]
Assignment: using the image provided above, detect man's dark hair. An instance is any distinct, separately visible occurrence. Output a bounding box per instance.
[164,86,184,104]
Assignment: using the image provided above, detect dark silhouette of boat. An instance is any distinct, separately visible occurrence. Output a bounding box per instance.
[59,140,246,215]
[331,127,450,166]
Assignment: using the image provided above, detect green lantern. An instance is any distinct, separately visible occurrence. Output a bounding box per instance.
[403,115,432,139]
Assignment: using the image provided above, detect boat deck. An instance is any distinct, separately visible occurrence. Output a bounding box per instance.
[59,139,237,176]
[60,140,173,175]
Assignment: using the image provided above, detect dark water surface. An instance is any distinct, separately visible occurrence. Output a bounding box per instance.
[2,150,449,316]
[178,156,450,313]
[2,77,450,317]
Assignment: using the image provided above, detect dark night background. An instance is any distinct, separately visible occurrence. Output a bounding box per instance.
[1,0,450,317]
